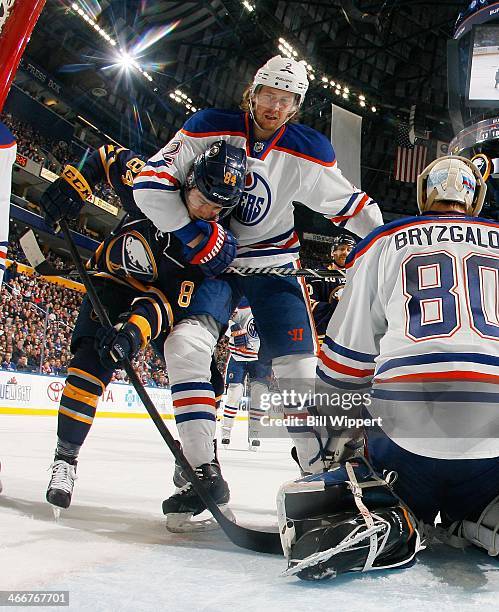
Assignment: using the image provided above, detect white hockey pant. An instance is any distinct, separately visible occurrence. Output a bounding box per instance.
[222,382,244,436]
[248,380,269,439]
[163,317,218,468]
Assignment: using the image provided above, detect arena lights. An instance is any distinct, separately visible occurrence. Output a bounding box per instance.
[71,3,116,46]
[278,38,316,81]
[70,3,154,83]
[242,0,255,11]
[277,37,377,112]
[169,89,197,114]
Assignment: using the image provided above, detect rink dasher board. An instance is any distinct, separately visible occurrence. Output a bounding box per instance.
[0,370,248,420]
[0,370,172,418]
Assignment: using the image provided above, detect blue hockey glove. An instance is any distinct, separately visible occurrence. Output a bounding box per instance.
[230,323,249,348]
[174,220,237,277]
[95,321,144,370]
[40,176,86,232]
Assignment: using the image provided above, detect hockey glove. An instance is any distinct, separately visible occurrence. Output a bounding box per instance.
[95,321,143,370]
[230,323,249,348]
[40,166,92,232]
[174,220,237,277]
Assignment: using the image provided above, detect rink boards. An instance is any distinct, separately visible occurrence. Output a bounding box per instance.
[0,370,173,419]
[0,370,248,420]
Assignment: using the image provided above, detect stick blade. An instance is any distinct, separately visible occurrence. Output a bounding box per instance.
[19,229,48,270]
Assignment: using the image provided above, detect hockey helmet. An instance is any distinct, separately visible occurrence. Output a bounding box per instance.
[331,234,357,252]
[187,140,247,217]
[417,155,486,216]
[251,56,309,106]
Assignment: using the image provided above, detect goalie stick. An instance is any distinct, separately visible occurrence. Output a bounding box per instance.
[19,230,340,279]
[54,219,283,555]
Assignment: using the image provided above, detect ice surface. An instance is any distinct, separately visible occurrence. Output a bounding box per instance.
[468,52,499,101]
[1,415,498,611]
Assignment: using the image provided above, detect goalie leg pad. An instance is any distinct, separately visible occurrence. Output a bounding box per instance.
[277,457,423,580]
[461,494,499,556]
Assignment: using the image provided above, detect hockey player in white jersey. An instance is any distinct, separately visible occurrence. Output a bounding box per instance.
[221,298,272,448]
[280,156,499,580]
[0,121,16,495]
[133,55,383,524]
[0,121,16,287]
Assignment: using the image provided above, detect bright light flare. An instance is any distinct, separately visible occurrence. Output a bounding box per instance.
[131,20,181,56]
[116,51,139,71]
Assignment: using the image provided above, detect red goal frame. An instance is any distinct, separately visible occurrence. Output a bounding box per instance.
[0,0,47,112]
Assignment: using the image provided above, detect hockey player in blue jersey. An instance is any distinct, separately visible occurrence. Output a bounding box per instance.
[307,234,357,344]
[41,140,246,510]
[133,55,383,526]
[279,156,499,580]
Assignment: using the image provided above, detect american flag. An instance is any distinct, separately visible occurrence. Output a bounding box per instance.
[394,120,427,183]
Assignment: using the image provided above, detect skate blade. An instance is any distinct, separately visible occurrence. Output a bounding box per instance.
[165,504,235,533]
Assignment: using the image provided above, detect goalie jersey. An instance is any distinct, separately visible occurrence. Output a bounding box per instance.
[133,109,383,267]
[318,213,499,460]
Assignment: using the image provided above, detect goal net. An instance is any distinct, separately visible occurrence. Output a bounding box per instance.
[0,0,47,111]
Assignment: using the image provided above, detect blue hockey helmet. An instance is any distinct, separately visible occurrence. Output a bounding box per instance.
[187,140,247,217]
[331,234,357,252]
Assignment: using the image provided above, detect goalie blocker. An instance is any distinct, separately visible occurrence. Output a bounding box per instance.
[277,457,423,580]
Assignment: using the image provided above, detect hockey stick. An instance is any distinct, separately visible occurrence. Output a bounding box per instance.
[226,266,341,278]
[56,218,283,555]
[20,230,340,280]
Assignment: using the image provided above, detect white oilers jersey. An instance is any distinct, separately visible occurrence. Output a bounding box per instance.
[133,109,383,267]
[228,304,260,361]
[318,214,499,460]
[0,122,16,287]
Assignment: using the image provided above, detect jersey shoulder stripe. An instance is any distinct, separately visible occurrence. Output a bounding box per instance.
[0,122,15,147]
[323,336,376,363]
[181,108,246,138]
[346,214,499,268]
[376,351,499,376]
[275,123,335,166]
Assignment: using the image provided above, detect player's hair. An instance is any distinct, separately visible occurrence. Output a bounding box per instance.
[239,84,301,123]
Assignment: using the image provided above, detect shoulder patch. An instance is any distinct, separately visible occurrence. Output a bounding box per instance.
[182,108,246,137]
[276,123,335,165]
[0,121,16,147]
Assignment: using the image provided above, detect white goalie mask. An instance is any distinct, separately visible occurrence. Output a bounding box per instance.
[417,155,487,216]
[251,55,309,106]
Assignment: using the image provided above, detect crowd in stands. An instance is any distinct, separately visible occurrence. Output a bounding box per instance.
[0,264,172,388]
[1,112,121,212]
[299,239,333,268]
[0,113,46,164]
[1,233,336,385]
[7,229,74,273]
[0,271,79,376]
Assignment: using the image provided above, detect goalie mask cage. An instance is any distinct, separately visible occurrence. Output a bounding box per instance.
[0,0,46,112]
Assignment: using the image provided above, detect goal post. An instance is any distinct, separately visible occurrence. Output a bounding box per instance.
[0,0,47,112]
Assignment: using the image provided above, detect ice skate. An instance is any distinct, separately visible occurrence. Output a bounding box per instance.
[249,438,260,450]
[163,462,233,532]
[46,457,77,512]
[221,426,231,447]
